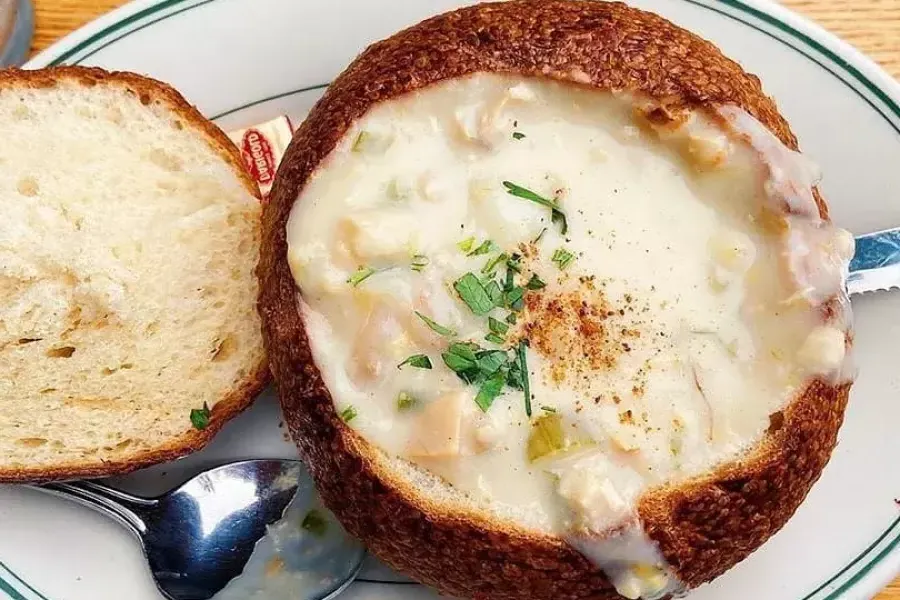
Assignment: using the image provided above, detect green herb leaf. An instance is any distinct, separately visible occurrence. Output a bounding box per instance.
[533,228,548,244]
[541,405,557,413]
[474,370,506,412]
[397,392,418,411]
[190,403,211,430]
[301,509,328,537]
[551,247,576,270]
[442,351,476,376]
[512,132,526,140]
[551,209,569,235]
[481,252,509,276]
[475,350,508,376]
[506,360,524,390]
[502,181,556,208]
[506,254,522,273]
[457,236,475,253]
[485,333,506,344]
[505,313,518,325]
[517,341,532,417]
[347,266,377,287]
[468,239,498,257]
[504,266,516,293]
[485,280,503,306]
[448,342,479,362]
[454,273,494,315]
[442,342,485,384]
[505,286,525,311]
[339,405,358,422]
[502,181,568,236]
[488,316,510,335]
[398,354,433,370]
[525,274,546,290]
[415,311,456,336]
[410,254,429,272]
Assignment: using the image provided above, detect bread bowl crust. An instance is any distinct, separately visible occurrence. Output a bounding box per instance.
[0,66,270,483]
[258,2,851,597]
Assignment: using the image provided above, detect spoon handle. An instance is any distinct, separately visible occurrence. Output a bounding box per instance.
[31,481,157,538]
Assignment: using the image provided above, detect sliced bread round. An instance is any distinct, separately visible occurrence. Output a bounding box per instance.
[0,67,267,482]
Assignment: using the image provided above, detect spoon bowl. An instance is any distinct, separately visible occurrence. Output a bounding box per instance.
[33,459,364,600]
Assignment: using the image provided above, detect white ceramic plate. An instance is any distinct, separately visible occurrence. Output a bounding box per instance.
[3,0,899,599]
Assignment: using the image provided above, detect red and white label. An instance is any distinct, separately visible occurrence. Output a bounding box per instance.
[227,116,295,200]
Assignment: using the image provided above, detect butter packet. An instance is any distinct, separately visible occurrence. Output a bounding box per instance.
[227,116,295,200]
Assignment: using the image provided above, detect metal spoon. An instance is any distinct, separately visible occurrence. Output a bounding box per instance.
[31,459,365,600]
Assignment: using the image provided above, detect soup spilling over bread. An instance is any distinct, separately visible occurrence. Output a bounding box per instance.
[285,75,853,599]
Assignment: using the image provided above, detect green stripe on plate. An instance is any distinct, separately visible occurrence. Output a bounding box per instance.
[0,579,27,600]
[0,562,44,600]
[209,84,330,121]
[722,0,900,123]
[48,0,214,66]
[5,1,895,600]
[815,517,900,600]
[683,0,900,134]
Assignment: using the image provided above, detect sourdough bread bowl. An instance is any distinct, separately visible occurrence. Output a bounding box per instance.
[258,2,855,598]
[0,67,268,482]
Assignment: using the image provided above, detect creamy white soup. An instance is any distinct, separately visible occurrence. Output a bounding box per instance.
[286,74,853,598]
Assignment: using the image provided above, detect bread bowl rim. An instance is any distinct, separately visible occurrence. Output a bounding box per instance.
[258,1,852,595]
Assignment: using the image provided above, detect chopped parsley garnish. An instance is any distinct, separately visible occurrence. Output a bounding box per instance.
[398,354,433,370]
[475,350,508,375]
[484,333,505,344]
[551,210,568,235]
[488,316,509,336]
[412,240,545,416]
[512,132,526,140]
[474,370,506,412]
[190,403,211,430]
[396,392,418,411]
[551,247,576,270]
[439,339,530,413]
[415,311,456,337]
[468,239,498,257]
[454,273,495,315]
[410,254,429,272]
[481,252,509,277]
[502,181,568,235]
[525,274,546,290]
[516,341,532,417]
[301,510,328,537]
[504,268,516,295]
[339,405,358,422]
[441,344,479,383]
[533,228,548,244]
[506,357,525,390]
[541,405,557,413]
[441,352,475,377]
[485,280,503,306]
[347,266,377,286]
[506,253,522,273]
[504,286,525,311]
[457,236,475,253]
[441,343,508,388]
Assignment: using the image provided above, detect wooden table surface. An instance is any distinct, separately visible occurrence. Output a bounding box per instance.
[25,0,900,599]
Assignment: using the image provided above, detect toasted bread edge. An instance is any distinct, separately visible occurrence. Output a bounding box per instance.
[260,2,849,598]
